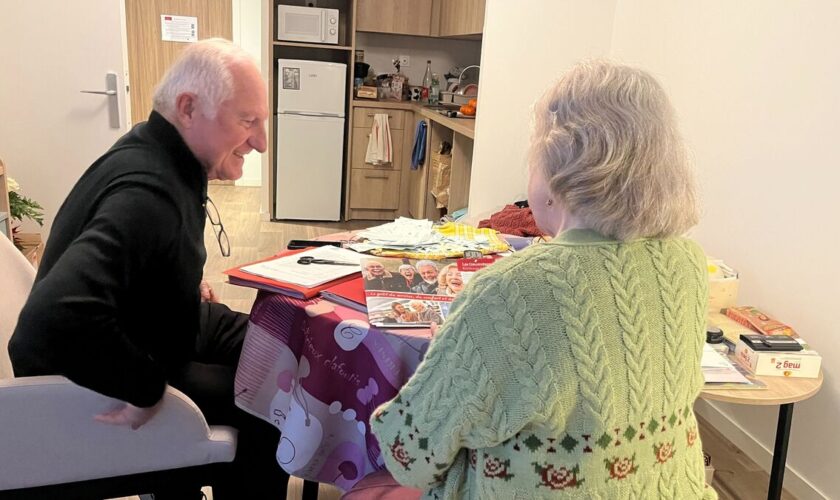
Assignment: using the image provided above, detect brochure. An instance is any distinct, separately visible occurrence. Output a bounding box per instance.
[359,254,500,327]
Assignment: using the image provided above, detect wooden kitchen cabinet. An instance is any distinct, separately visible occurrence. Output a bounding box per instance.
[438,0,485,37]
[356,0,433,36]
[347,106,413,219]
[349,170,402,210]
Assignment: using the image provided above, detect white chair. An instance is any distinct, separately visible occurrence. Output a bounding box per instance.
[0,234,237,499]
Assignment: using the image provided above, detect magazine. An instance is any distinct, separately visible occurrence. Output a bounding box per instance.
[359,254,500,327]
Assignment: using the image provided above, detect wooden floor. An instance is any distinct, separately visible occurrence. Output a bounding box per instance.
[198,185,794,500]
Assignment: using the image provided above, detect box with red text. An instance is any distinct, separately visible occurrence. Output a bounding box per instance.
[734,341,821,378]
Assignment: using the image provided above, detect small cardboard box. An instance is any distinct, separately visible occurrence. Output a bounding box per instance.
[734,340,821,378]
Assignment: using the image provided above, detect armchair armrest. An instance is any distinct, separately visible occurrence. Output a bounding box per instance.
[0,375,236,491]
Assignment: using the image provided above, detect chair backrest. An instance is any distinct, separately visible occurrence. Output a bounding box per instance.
[0,234,36,379]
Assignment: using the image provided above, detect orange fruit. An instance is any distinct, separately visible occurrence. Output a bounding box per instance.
[468,98,478,109]
[460,105,476,116]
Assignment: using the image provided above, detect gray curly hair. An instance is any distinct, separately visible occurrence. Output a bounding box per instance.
[529,60,698,241]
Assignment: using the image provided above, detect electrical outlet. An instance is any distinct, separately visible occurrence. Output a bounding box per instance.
[399,55,410,68]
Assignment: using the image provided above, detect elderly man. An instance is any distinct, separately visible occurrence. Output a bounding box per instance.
[408,300,443,325]
[363,260,408,292]
[8,39,284,499]
[410,259,439,294]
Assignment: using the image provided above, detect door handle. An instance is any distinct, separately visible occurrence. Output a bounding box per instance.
[80,72,121,129]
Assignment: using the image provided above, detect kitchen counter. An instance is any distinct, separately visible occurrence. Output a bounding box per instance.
[352,99,475,139]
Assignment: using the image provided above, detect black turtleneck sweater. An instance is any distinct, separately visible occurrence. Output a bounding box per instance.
[9,111,208,407]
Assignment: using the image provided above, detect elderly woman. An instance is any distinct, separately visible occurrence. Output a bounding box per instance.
[370,61,715,499]
[398,264,423,290]
[436,263,465,296]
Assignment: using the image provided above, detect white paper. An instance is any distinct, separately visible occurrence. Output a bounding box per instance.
[161,15,197,43]
[702,345,751,384]
[240,246,364,288]
[357,217,439,246]
[701,344,733,368]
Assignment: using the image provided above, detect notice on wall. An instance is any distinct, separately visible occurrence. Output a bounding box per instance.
[161,15,197,43]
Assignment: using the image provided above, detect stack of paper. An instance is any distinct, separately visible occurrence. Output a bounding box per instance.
[224,247,364,299]
[240,246,365,288]
[349,217,511,258]
[702,345,764,389]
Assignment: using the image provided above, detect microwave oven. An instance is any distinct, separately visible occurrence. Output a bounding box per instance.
[277,5,339,45]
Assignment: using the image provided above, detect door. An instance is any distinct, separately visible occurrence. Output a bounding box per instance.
[124,0,232,125]
[275,115,344,221]
[277,60,347,116]
[0,1,129,238]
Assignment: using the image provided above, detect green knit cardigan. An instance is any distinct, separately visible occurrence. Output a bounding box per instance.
[371,229,717,499]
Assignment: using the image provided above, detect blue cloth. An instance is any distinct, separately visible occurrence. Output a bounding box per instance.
[410,120,427,170]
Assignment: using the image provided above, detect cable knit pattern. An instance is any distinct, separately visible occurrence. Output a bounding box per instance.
[600,245,653,423]
[647,240,691,409]
[371,229,717,499]
[539,252,616,428]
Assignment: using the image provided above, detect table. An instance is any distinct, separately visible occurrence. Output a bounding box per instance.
[233,292,433,492]
[701,370,823,500]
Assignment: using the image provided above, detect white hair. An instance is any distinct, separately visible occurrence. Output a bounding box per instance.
[529,60,698,241]
[152,38,255,120]
[415,260,437,270]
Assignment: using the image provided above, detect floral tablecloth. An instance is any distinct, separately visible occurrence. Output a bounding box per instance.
[234,292,432,491]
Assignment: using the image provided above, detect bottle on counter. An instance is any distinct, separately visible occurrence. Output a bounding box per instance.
[430,73,440,105]
[421,60,432,104]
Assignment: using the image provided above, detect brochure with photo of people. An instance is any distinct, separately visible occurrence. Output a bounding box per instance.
[359,255,501,328]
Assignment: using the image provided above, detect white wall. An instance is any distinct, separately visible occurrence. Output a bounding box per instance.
[355,32,481,86]
[232,0,264,187]
[609,1,840,497]
[465,0,617,224]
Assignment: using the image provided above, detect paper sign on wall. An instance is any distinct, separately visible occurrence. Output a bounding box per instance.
[161,15,197,43]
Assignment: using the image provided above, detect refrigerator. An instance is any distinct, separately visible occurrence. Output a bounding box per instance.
[275,59,347,220]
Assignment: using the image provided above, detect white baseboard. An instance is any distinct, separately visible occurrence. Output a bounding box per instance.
[694,399,827,500]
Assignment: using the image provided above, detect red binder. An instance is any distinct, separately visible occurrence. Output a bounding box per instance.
[223,248,361,300]
[319,276,367,312]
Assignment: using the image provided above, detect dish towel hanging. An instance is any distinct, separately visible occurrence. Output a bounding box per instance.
[365,113,393,165]
[410,120,427,170]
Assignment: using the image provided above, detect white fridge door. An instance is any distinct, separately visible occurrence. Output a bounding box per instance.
[275,114,344,221]
[277,59,346,116]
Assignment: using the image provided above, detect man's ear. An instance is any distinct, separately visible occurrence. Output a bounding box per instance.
[174,93,198,127]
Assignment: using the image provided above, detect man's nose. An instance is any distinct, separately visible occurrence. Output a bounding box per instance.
[249,120,267,153]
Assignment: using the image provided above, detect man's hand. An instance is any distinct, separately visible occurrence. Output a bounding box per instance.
[200,280,217,302]
[94,400,162,430]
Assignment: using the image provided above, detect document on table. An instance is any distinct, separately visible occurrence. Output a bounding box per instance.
[239,246,364,288]
[702,344,752,384]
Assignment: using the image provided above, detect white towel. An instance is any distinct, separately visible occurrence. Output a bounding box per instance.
[365,113,393,165]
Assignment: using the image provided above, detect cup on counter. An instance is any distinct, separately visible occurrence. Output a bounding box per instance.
[409,86,422,102]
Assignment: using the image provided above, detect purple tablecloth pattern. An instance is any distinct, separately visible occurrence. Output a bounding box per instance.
[234,292,433,491]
